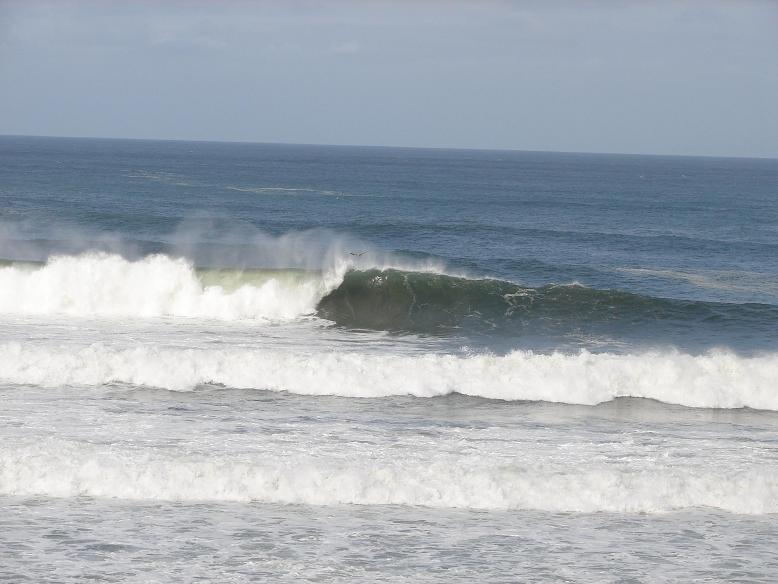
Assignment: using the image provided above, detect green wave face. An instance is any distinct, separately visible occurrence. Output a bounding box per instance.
[315,269,778,341]
[316,269,525,331]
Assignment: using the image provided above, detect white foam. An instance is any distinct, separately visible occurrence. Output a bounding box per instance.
[2,342,777,410]
[0,253,327,320]
[1,439,776,513]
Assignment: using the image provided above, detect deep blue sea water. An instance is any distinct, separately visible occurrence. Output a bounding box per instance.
[1,136,778,582]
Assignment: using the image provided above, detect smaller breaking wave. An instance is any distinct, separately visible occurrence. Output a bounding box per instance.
[2,438,777,513]
[2,343,777,410]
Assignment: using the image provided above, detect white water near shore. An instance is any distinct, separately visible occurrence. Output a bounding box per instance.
[3,139,778,582]
[2,435,777,513]
[3,381,778,515]
[2,342,777,409]
[2,251,777,525]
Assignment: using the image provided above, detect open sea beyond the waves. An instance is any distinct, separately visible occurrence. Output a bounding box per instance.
[1,135,778,583]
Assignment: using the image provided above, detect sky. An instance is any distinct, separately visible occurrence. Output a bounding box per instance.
[0,0,776,157]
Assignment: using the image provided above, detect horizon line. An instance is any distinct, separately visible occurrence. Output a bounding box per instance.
[1,132,776,162]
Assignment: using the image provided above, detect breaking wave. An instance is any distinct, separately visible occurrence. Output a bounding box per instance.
[316,268,778,335]
[2,438,776,513]
[2,343,777,410]
[2,253,777,340]
[0,253,332,320]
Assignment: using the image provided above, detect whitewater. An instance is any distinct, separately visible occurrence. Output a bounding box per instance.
[2,251,776,518]
[3,342,778,409]
[3,252,777,410]
[2,136,778,583]
[0,253,340,320]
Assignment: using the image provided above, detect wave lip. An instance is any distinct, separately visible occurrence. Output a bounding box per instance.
[2,343,777,410]
[2,439,776,513]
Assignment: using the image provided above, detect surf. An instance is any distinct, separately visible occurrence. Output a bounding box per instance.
[3,253,778,343]
[2,343,777,410]
[2,436,777,513]
[0,253,332,320]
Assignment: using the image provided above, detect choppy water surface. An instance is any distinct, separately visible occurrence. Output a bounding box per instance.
[1,136,777,582]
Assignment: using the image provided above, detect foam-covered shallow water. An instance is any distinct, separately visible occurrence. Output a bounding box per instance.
[1,136,778,581]
[3,384,778,513]
[3,341,778,409]
[4,499,778,583]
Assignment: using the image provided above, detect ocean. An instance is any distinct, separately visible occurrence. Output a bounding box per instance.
[1,135,777,582]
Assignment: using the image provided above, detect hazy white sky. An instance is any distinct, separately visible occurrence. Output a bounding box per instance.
[0,0,776,157]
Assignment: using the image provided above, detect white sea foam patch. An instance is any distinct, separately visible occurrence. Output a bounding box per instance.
[1,439,776,513]
[0,253,329,320]
[1,343,777,409]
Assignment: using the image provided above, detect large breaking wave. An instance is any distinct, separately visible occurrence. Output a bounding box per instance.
[2,253,777,340]
[316,268,778,335]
